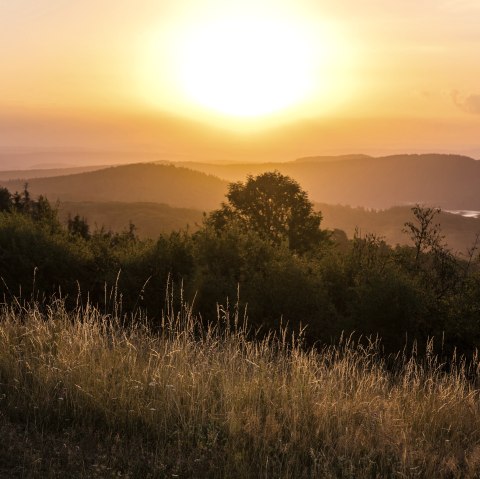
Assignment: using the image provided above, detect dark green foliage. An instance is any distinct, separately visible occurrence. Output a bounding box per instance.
[401,205,462,302]
[318,202,480,254]
[4,184,62,233]
[0,187,11,212]
[404,205,443,264]
[67,214,90,239]
[192,224,279,322]
[0,212,90,299]
[0,184,480,356]
[317,232,427,350]
[190,224,333,338]
[207,171,327,253]
[123,231,195,317]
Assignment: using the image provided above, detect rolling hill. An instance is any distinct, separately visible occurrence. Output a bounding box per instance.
[5,153,480,211]
[1,163,228,211]
[318,203,480,254]
[171,153,480,210]
[2,154,480,252]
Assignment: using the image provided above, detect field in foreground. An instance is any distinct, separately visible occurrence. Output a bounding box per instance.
[1,300,480,478]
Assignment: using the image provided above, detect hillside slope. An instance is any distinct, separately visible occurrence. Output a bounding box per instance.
[56,200,480,254]
[58,201,204,237]
[4,153,480,211]
[318,203,480,254]
[173,154,480,210]
[1,163,228,211]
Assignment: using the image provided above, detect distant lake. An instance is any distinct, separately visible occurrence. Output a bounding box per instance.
[446,210,480,219]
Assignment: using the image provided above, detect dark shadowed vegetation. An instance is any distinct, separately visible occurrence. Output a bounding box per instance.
[206,171,327,253]
[1,176,480,356]
[57,200,204,237]
[4,157,480,253]
[318,202,480,254]
[2,174,480,477]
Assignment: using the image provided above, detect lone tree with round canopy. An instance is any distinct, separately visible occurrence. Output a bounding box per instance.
[206,171,327,253]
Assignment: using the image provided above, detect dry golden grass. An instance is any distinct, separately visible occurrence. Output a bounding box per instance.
[1,295,480,478]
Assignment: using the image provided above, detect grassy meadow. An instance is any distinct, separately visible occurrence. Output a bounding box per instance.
[1,294,480,478]
[2,176,480,478]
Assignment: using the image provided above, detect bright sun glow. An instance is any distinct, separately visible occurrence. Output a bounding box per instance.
[137,3,352,128]
[176,15,316,117]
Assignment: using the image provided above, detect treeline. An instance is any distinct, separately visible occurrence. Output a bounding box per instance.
[1,180,480,357]
[318,203,480,254]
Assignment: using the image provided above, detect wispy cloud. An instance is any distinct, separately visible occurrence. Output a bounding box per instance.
[452,90,480,114]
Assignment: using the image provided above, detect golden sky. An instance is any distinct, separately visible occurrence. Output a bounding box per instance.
[1,0,479,162]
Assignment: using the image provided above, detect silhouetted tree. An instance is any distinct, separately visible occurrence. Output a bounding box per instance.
[2,184,60,231]
[206,171,327,253]
[31,195,60,230]
[68,214,90,239]
[0,187,11,212]
[403,205,443,266]
[403,204,460,299]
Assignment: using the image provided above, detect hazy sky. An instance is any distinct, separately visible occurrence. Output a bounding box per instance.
[1,0,479,163]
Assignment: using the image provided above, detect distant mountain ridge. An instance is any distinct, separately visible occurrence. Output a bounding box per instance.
[0,150,166,171]
[293,154,374,163]
[2,155,478,252]
[171,153,480,210]
[294,153,477,164]
[0,165,107,181]
[2,153,480,212]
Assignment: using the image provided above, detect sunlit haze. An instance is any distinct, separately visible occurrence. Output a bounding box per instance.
[1,0,479,164]
[137,3,349,124]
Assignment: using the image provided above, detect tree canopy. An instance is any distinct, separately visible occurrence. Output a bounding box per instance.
[0,187,11,212]
[206,171,326,253]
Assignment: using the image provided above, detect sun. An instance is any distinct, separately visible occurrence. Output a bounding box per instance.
[175,14,316,118]
[136,3,352,128]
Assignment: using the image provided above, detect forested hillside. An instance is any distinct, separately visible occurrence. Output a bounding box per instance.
[318,203,480,254]
[4,154,480,213]
[57,201,204,237]
[3,156,480,252]
[53,200,480,253]
[172,154,480,210]
[0,163,227,210]
[1,174,480,357]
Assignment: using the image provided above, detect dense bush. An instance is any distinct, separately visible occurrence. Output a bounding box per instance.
[0,184,479,356]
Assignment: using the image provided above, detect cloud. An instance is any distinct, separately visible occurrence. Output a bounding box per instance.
[452,90,480,114]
